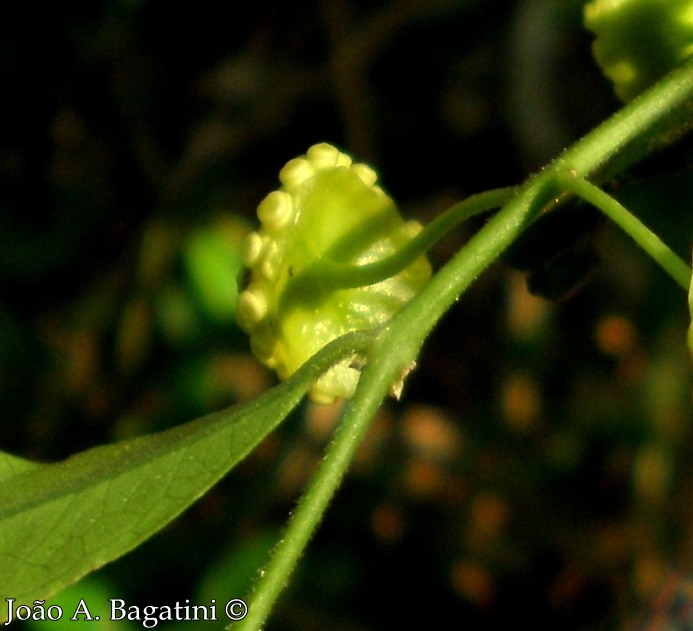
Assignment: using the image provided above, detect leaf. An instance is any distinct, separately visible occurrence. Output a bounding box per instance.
[0,451,41,483]
[0,332,366,620]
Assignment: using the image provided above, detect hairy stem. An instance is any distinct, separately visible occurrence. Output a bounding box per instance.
[317,186,519,288]
[233,55,693,630]
[278,186,518,321]
[557,172,691,290]
[231,341,388,631]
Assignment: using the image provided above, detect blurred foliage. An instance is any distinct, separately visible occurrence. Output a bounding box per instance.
[2,0,693,629]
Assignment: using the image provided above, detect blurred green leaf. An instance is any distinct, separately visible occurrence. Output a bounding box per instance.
[25,576,135,630]
[196,530,278,605]
[182,217,248,324]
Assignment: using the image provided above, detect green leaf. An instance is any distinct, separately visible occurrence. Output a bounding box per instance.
[0,451,41,483]
[0,331,368,621]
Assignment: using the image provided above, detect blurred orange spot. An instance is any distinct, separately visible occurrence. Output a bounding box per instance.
[353,409,394,472]
[633,553,668,599]
[116,297,153,373]
[450,558,495,607]
[278,443,316,495]
[502,372,541,431]
[212,355,274,401]
[633,445,672,505]
[65,331,100,394]
[549,565,587,610]
[305,400,345,443]
[506,272,549,340]
[371,503,405,544]
[595,314,636,356]
[469,492,509,539]
[401,405,460,461]
[137,219,181,287]
[404,460,443,497]
[594,523,632,566]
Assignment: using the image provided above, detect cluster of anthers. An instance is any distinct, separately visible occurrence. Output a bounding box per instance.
[237,142,431,404]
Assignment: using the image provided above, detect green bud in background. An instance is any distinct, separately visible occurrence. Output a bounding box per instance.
[584,0,693,102]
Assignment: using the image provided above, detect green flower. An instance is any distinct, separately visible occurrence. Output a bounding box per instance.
[237,143,431,404]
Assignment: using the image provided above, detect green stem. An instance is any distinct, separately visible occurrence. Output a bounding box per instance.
[556,172,691,290]
[233,55,693,630]
[316,186,519,288]
[231,343,388,631]
[393,55,693,338]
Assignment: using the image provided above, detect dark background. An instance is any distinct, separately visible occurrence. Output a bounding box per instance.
[3,1,693,629]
